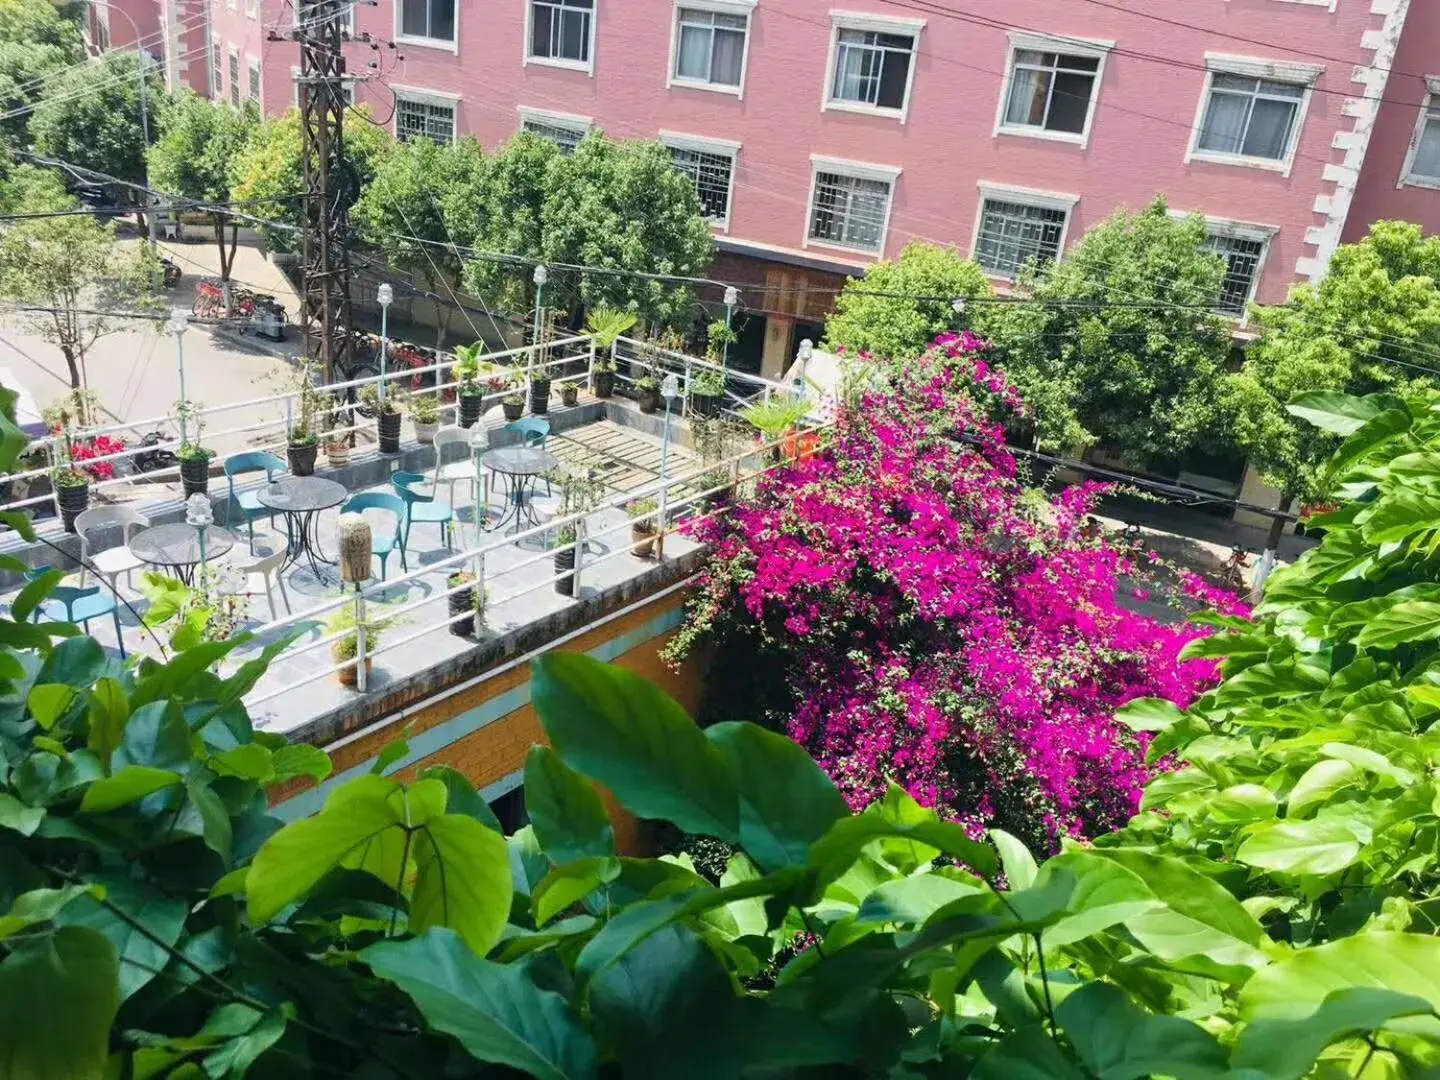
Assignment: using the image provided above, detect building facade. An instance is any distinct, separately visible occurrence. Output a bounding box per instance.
[135,0,1440,367]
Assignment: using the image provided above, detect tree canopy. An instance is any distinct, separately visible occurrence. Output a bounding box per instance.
[28,51,166,188]
[1228,220,1440,504]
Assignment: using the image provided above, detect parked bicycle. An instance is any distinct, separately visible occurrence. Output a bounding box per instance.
[1216,543,1252,592]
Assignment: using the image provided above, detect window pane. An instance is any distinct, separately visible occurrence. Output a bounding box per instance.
[832,43,869,102]
[676,23,710,79]
[1203,234,1264,315]
[713,12,745,29]
[531,4,551,54]
[1047,70,1093,133]
[876,46,910,109]
[1057,52,1099,73]
[1198,91,1250,154]
[976,199,1066,278]
[1004,66,1047,126]
[711,26,744,85]
[1211,72,1258,93]
[432,0,454,41]
[559,8,587,60]
[1241,96,1296,159]
[401,0,427,36]
[1412,114,1440,179]
[809,172,890,251]
[1258,78,1304,99]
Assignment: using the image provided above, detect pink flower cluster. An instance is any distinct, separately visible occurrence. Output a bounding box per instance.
[70,435,126,482]
[671,339,1234,851]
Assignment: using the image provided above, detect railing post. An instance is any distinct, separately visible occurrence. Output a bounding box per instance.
[682,359,692,419]
[572,517,586,596]
[354,586,368,693]
[587,336,596,393]
[45,439,60,522]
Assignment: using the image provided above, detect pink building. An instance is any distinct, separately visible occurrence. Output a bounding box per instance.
[148,0,1439,364]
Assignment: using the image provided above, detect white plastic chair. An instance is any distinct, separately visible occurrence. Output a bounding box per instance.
[236,546,291,621]
[433,426,478,507]
[75,506,150,592]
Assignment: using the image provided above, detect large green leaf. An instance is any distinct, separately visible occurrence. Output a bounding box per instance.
[1213,663,1329,706]
[57,876,187,1000]
[364,929,598,1080]
[1233,987,1436,1080]
[421,765,502,832]
[1324,407,1412,482]
[1113,697,1183,733]
[855,872,983,925]
[113,700,190,770]
[197,1004,288,1078]
[0,926,119,1080]
[1235,819,1362,876]
[1287,759,1359,817]
[409,812,512,956]
[1239,933,1440,1036]
[1356,600,1440,650]
[973,1026,1086,1079]
[0,793,44,836]
[35,635,105,689]
[10,569,61,623]
[79,766,182,813]
[524,745,615,864]
[990,830,1038,890]
[1056,982,1227,1080]
[532,857,621,926]
[1286,391,1393,436]
[705,721,847,871]
[0,885,95,939]
[1359,493,1440,546]
[530,653,739,842]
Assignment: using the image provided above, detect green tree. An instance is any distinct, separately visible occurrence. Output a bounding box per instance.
[1228,220,1440,523]
[980,197,1235,462]
[230,105,391,253]
[353,134,487,344]
[0,39,73,152]
[0,0,83,52]
[148,93,259,293]
[823,240,994,360]
[28,51,166,188]
[0,165,160,415]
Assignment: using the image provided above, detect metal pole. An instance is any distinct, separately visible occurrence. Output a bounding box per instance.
[530,265,547,382]
[377,284,393,405]
[354,585,368,692]
[572,517,586,596]
[722,285,737,370]
[169,312,189,449]
[657,374,678,560]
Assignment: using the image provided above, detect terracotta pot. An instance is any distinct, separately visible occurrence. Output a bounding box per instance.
[630,523,656,559]
[325,441,350,467]
[336,656,372,688]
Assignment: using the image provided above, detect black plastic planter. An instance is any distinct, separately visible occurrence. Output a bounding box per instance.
[530,377,551,415]
[502,400,525,421]
[638,391,660,414]
[447,581,474,637]
[592,370,615,398]
[378,411,402,454]
[553,544,576,597]
[180,455,210,497]
[57,481,89,533]
[689,392,722,419]
[458,393,483,429]
[287,442,317,477]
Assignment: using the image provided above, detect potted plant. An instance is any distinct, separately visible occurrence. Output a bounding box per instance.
[47,409,89,532]
[559,381,579,408]
[693,417,744,510]
[635,372,661,414]
[323,403,351,467]
[411,391,440,444]
[591,355,617,398]
[742,393,809,461]
[271,359,322,476]
[139,566,249,649]
[362,384,404,454]
[688,367,725,420]
[529,368,552,415]
[173,398,215,496]
[445,570,489,637]
[502,385,526,422]
[626,497,658,558]
[551,468,603,597]
[585,307,637,398]
[324,603,401,688]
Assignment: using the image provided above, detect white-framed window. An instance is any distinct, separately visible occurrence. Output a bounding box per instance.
[518,106,592,154]
[247,56,261,101]
[228,48,240,107]
[395,88,457,145]
[668,1,754,97]
[995,32,1111,146]
[661,131,740,229]
[210,43,222,98]
[805,155,900,255]
[1400,78,1440,189]
[823,12,924,122]
[526,0,595,73]
[398,0,456,46]
[971,182,1078,280]
[1187,54,1321,175]
[1202,231,1269,316]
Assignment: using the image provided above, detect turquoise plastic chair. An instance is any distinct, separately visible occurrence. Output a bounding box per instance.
[504,418,552,494]
[224,451,286,553]
[24,567,125,658]
[341,492,407,579]
[391,471,453,551]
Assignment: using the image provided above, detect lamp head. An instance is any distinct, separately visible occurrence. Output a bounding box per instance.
[533,264,548,286]
[167,310,189,336]
[377,283,394,307]
[661,374,680,400]
[798,339,814,362]
[723,285,739,307]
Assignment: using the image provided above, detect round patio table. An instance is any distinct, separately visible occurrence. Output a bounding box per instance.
[257,476,347,583]
[129,523,234,586]
[482,446,558,536]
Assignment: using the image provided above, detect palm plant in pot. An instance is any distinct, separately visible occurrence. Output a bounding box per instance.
[410,390,440,444]
[324,603,402,688]
[741,393,809,461]
[175,399,216,496]
[626,496,658,558]
[453,343,503,429]
[550,467,604,597]
[585,306,637,398]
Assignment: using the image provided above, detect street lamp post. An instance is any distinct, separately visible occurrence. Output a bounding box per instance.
[531,265,548,381]
[376,284,393,405]
[656,373,679,560]
[168,310,189,448]
[796,338,813,403]
[722,285,738,369]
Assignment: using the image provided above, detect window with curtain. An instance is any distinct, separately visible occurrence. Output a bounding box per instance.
[210,44,221,98]
[400,0,455,41]
[808,171,892,252]
[228,52,239,107]
[248,59,261,101]
[975,198,1067,279]
[668,145,735,224]
[1002,49,1100,135]
[829,28,915,112]
[1197,73,1304,161]
[673,8,747,88]
[397,97,455,145]
[1406,95,1440,183]
[529,0,593,65]
[1201,232,1265,315]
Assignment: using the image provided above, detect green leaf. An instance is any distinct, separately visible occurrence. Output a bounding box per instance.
[410,813,513,957]
[855,872,983,925]
[1324,407,1412,481]
[1056,982,1227,1080]
[990,829,1038,890]
[1360,493,1440,546]
[113,700,190,770]
[1287,759,1359,817]
[79,766,182,813]
[1236,819,1362,876]
[1113,697,1183,733]
[371,734,411,775]
[973,1026,1086,1079]
[87,677,129,766]
[1356,601,1440,650]
[0,886,96,939]
[35,635,105,689]
[0,926,119,1080]
[1213,663,1329,706]
[0,793,44,836]
[1234,987,1436,1080]
[524,746,615,864]
[11,569,61,623]
[57,876,187,1000]
[270,743,332,785]
[1178,633,1269,661]
[1207,783,1277,825]
[27,683,79,730]
[210,744,274,781]
[185,777,233,864]
[532,857,621,926]
[530,653,739,842]
[364,929,598,1080]
[1321,741,1416,786]
[1286,391,1391,436]
[705,721,848,871]
[199,1004,288,1078]
[1087,849,1264,947]
[420,765,501,831]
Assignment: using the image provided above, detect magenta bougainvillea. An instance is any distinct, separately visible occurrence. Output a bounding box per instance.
[666,335,1241,851]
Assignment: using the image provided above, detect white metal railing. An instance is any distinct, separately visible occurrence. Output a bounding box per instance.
[239,418,831,711]
[0,335,594,517]
[608,335,810,423]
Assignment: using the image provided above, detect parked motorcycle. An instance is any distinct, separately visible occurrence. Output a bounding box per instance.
[132,430,180,475]
[160,257,182,289]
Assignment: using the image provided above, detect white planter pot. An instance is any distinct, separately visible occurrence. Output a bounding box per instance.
[414,420,439,445]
